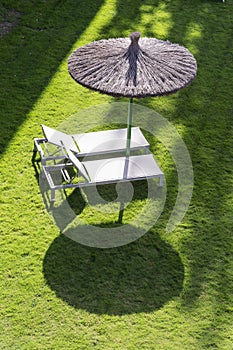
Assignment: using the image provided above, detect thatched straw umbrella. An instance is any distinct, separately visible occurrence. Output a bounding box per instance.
[68,32,197,156]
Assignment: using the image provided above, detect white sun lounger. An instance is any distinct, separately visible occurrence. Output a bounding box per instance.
[42,149,163,202]
[34,124,150,165]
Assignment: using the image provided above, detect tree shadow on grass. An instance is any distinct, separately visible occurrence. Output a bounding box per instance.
[43,233,184,315]
[0,0,105,156]
[162,0,233,310]
[97,0,233,312]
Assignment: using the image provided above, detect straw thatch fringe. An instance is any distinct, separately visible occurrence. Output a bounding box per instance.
[68,32,197,98]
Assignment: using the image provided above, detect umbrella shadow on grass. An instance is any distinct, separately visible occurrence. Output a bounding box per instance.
[43,233,184,315]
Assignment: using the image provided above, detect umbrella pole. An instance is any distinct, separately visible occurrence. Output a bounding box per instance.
[126,98,133,157]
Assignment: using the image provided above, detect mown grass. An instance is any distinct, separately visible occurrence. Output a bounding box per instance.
[0,0,233,349]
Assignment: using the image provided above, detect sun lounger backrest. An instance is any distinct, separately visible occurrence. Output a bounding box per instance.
[66,150,91,182]
[41,124,80,153]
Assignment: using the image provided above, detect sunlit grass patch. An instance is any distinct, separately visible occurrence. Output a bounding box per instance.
[139,2,173,39]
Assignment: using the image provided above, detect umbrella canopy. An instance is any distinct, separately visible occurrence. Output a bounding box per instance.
[68,31,197,98]
[68,32,197,156]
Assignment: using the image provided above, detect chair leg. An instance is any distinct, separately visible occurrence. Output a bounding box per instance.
[51,189,56,202]
[159,175,163,187]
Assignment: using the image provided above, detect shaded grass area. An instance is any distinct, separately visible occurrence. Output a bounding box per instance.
[0,0,104,155]
[43,233,184,315]
[0,0,233,349]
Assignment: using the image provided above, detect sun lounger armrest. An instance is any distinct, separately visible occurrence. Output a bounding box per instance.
[34,138,46,158]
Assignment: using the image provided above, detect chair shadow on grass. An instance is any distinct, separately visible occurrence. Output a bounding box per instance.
[40,175,166,233]
[43,232,184,315]
[39,169,153,230]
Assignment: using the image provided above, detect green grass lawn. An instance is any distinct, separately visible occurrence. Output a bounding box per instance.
[1,0,233,349]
